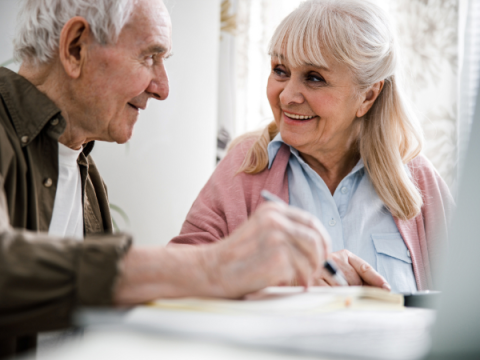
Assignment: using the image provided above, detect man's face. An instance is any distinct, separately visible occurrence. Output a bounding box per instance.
[74,0,172,144]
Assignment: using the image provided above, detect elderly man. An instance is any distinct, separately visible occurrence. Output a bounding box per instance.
[0,0,330,357]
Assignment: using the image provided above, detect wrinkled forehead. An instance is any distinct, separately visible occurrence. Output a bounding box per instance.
[122,0,173,52]
[128,0,172,30]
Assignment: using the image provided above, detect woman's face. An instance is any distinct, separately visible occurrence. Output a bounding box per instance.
[267,54,365,157]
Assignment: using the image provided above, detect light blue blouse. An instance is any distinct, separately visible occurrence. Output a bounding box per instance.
[267,134,417,293]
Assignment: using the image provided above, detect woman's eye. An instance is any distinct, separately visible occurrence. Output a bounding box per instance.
[307,73,325,83]
[273,67,287,77]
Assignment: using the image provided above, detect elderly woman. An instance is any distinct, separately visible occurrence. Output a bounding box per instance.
[170,0,453,293]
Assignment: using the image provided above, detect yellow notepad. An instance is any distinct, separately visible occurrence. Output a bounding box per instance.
[150,286,404,315]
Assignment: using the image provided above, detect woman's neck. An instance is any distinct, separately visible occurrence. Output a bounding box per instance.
[299,139,360,196]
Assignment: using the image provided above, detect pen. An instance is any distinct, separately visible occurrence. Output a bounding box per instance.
[260,189,348,287]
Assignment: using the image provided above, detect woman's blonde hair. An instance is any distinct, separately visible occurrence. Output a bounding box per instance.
[232,0,424,221]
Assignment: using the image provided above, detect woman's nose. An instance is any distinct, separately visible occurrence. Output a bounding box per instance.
[279,79,304,105]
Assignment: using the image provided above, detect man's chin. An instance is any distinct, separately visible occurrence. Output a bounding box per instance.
[110,128,134,144]
[115,133,133,144]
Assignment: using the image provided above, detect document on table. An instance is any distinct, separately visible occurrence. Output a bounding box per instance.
[150,286,404,314]
[77,287,432,360]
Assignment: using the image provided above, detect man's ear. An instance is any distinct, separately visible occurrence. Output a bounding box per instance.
[356,80,384,118]
[58,16,91,79]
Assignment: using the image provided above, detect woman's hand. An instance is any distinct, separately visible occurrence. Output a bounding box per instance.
[312,249,391,290]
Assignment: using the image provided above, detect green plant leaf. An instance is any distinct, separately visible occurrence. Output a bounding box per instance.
[111,216,120,232]
[110,203,130,227]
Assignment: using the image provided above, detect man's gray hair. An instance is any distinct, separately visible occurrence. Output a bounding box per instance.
[14,0,136,64]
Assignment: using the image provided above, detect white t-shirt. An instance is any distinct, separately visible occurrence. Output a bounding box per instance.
[48,143,84,240]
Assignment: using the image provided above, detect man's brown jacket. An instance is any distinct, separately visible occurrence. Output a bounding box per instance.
[0,67,133,358]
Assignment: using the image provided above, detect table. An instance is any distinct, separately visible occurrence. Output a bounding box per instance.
[28,306,434,360]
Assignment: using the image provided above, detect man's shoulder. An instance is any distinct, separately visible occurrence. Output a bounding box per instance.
[0,110,17,171]
[0,68,61,142]
[0,81,16,135]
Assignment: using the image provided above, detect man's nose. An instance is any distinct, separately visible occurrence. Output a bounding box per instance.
[146,63,170,101]
[279,78,304,106]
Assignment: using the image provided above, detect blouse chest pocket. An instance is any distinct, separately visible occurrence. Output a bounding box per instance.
[372,233,417,294]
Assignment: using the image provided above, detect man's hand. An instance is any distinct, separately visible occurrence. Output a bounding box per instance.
[201,202,332,298]
[312,249,391,290]
[114,202,331,304]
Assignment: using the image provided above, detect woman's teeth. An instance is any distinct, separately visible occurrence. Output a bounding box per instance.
[284,112,315,120]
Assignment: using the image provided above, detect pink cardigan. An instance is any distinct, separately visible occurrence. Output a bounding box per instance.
[170,139,454,291]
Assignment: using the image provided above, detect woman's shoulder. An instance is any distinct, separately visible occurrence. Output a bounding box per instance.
[227,135,258,159]
[208,136,261,187]
[407,153,440,181]
[407,153,454,206]
[212,135,289,195]
[215,136,257,174]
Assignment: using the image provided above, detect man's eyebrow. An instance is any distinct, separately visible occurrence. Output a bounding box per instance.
[141,45,169,56]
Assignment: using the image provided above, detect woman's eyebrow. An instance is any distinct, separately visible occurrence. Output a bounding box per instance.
[271,53,330,72]
[304,63,330,72]
[271,52,284,59]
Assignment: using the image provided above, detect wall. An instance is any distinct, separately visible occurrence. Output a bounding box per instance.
[93,0,220,245]
[0,0,20,71]
[0,0,220,246]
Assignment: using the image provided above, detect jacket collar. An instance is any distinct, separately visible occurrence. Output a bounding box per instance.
[0,67,95,156]
[0,67,65,146]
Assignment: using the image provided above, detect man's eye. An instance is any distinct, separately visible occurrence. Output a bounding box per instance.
[145,55,155,65]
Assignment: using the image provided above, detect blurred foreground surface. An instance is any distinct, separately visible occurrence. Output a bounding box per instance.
[28,305,433,360]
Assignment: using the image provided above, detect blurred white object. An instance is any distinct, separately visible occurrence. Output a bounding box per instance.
[72,303,432,360]
[457,0,480,175]
[426,48,480,360]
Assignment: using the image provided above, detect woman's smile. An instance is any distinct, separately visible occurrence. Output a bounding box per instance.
[283,111,318,126]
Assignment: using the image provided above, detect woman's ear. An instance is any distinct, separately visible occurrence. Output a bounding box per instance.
[58,16,92,79]
[356,80,384,118]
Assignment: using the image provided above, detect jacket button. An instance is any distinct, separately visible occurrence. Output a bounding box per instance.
[21,135,29,144]
[43,178,53,188]
[50,118,59,126]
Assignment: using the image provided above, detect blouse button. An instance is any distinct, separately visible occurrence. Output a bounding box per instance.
[43,178,53,188]
[21,135,29,144]
[329,219,337,227]
[341,186,348,194]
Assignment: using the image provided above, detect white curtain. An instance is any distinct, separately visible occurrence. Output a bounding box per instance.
[392,0,458,189]
[217,0,459,190]
[217,0,302,161]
